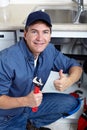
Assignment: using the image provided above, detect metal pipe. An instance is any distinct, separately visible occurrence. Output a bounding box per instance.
[72,0,83,6]
[72,0,84,23]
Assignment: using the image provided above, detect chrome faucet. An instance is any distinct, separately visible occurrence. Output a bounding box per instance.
[72,0,84,9]
[72,0,84,23]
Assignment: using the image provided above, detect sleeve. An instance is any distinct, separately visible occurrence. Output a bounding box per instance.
[0,54,13,96]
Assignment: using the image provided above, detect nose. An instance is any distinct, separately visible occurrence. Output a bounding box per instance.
[36,32,43,41]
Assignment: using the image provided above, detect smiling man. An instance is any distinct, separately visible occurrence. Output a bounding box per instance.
[24,21,51,59]
[0,11,82,130]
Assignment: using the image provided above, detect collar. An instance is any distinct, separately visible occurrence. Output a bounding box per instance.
[19,38,34,61]
[18,38,45,61]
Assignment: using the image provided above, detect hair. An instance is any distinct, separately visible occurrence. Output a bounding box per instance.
[25,20,52,33]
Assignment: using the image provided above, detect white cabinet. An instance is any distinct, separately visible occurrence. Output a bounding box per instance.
[51,30,87,57]
[0,31,16,51]
[16,29,24,42]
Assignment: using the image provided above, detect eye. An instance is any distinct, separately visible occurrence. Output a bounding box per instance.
[31,30,37,34]
[43,30,50,34]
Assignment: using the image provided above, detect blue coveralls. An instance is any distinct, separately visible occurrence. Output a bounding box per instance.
[0,39,81,130]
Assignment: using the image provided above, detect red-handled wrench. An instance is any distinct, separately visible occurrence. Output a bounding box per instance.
[32,77,43,112]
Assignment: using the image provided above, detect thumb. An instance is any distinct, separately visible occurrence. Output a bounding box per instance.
[59,70,64,79]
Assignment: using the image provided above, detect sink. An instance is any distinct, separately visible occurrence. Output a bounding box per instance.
[23,5,87,25]
[44,9,77,24]
[33,5,87,24]
[33,5,77,24]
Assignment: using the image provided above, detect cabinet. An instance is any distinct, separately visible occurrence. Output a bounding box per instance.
[16,29,24,42]
[51,30,87,59]
[0,31,16,51]
[51,30,87,89]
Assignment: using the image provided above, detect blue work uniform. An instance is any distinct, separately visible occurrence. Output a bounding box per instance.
[0,38,81,130]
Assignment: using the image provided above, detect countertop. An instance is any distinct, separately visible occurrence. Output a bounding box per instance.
[0,4,87,31]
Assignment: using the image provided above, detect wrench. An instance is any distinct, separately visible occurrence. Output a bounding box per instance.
[32,77,43,112]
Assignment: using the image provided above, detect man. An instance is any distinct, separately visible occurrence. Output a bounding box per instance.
[0,10,82,130]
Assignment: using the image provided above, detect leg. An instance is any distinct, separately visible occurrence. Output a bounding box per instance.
[28,93,79,128]
[0,112,28,130]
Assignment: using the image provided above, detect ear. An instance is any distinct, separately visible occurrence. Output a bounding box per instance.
[24,30,27,39]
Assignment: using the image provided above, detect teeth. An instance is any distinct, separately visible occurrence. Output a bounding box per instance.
[34,42,44,45]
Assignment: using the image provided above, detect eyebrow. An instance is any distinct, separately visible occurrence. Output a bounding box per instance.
[30,28,50,32]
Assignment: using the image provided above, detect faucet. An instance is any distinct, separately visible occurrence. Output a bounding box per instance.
[72,0,84,23]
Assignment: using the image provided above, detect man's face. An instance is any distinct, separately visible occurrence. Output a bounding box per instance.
[24,21,51,58]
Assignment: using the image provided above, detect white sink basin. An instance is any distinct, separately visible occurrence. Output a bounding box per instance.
[33,5,77,24]
[33,5,87,24]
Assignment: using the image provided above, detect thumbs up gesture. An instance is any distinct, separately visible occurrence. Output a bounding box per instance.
[54,70,71,92]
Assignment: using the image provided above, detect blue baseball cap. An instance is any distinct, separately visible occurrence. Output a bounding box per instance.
[25,10,52,27]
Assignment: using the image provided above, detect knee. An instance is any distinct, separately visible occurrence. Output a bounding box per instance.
[63,94,79,108]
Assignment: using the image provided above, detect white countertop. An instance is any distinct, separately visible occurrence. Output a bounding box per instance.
[0,4,87,31]
[0,4,36,30]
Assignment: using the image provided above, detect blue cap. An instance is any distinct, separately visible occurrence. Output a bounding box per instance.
[25,10,52,27]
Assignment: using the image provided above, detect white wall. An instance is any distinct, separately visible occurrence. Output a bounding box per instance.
[10,0,87,4]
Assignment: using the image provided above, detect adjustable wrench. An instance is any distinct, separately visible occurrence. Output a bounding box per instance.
[32,77,43,112]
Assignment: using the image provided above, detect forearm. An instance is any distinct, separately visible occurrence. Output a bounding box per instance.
[0,95,26,109]
[0,91,43,109]
[68,66,83,86]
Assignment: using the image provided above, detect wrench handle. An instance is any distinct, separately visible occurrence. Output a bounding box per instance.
[32,86,40,112]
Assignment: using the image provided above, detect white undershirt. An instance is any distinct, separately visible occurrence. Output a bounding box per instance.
[34,57,38,68]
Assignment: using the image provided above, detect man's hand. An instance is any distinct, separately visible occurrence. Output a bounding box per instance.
[53,70,72,92]
[25,90,43,108]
